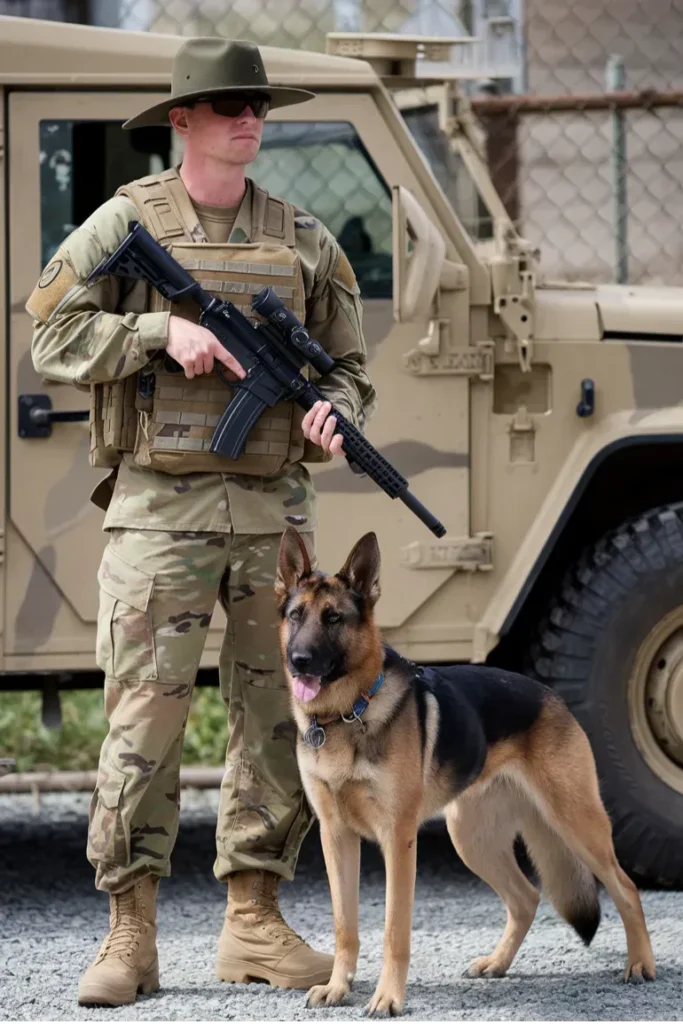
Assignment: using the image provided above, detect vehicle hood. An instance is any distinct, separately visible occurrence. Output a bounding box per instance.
[535,281,683,341]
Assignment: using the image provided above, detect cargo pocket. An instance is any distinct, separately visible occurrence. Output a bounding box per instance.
[96,546,158,681]
[86,766,131,867]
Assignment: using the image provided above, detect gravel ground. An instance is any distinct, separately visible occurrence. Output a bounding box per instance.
[1,789,681,1022]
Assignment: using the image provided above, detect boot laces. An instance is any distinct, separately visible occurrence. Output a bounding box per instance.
[257,894,305,947]
[102,892,145,960]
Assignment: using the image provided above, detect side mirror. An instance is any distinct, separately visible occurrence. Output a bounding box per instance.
[392,185,445,323]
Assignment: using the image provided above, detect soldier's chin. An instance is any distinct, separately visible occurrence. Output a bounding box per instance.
[291,675,322,703]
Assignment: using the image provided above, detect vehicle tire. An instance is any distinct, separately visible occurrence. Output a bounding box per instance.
[527,502,683,887]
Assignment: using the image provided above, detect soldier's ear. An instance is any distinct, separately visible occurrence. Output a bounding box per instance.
[168,105,191,135]
[275,528,312,604]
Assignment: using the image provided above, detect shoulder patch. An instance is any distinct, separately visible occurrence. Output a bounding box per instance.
[26,250,79,324]
[293,206,318,230]
[332,248,359,293]
[295,215,317,230]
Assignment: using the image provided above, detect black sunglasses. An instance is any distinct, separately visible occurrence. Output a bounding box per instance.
[190,93,270,119]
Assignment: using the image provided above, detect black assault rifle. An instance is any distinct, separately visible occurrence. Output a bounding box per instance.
[89,221,446,538]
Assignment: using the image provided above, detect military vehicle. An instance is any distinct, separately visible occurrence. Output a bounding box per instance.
[3,14,683,885]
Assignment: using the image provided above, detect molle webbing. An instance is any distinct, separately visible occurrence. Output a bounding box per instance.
[137,240,307,475]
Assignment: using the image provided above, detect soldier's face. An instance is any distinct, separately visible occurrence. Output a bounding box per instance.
[170,101,264,166]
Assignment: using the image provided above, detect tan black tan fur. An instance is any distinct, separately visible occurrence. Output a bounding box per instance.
[275,528,656,1016]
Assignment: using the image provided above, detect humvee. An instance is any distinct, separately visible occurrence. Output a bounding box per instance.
[3,14,683,885]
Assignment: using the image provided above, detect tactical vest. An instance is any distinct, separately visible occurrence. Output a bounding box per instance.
[89,168,317,477]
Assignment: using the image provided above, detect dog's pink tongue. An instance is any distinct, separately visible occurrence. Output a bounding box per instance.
[293,675,322,702]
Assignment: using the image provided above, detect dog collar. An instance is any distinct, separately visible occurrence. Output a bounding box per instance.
[303,672,385,749]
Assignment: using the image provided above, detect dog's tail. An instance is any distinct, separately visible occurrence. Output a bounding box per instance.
[520,811,601,945]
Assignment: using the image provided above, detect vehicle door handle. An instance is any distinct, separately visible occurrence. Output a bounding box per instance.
[18,394,89,438]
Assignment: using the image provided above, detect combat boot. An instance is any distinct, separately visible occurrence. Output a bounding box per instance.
[77,875,160,1006]
[216,869,334,989]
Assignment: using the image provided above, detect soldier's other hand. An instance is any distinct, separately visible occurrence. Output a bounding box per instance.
[167,316,246,380]
[302,400,345,456]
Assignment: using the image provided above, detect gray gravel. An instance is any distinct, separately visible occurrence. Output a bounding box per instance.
[1,790,681,1021]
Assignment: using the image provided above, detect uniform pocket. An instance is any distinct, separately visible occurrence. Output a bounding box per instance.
[96,546,158,681]
[86,766,131,867]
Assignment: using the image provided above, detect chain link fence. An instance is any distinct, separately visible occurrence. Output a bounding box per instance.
[472,89,683,286]
[5,0,683,285]
[503,0,683,286]
[91,0,478,55]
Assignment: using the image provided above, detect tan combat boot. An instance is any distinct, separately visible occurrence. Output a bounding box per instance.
[77,876,160,1006]
[216,869,334,989]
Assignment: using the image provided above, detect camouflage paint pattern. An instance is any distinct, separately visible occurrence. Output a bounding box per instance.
[88,526,316,893]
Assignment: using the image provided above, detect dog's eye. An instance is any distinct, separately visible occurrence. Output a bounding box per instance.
[325,611,342,624]
[288,606,302,621]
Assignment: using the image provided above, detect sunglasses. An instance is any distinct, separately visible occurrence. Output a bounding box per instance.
[190,94,270,119]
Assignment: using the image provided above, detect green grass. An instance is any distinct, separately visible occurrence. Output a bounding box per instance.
[0,687,229,772]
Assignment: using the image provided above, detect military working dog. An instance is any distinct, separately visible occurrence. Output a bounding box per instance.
[275,527,656,1016]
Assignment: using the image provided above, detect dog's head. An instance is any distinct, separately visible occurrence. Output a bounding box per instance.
[275,528,382,706]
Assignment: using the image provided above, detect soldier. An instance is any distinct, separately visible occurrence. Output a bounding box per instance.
[27,36,377,1008]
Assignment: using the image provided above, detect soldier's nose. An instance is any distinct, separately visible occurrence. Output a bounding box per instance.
[291,651,313,672]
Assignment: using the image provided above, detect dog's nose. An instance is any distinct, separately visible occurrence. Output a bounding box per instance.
[291,651,312,672]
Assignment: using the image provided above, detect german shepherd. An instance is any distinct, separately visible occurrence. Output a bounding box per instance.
[275,527,656,1016]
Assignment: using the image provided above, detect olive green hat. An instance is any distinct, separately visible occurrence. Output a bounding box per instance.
[122,36,315,130]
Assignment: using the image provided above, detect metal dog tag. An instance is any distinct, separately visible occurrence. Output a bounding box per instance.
[304,723,326,749]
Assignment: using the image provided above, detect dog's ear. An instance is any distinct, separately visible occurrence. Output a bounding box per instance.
[275,527,312,603]
[338,532,381,605]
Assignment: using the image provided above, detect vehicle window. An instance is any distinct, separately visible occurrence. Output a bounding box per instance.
[401,103,494,242]
[40,120,171,269]
[39,118,392,299]
[253,121,393,298]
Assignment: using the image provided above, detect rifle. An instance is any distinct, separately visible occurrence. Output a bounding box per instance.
[88,221,446,539]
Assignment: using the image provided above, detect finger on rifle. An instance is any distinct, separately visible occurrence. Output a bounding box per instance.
[311,401,332,444]
[329,433,345,456]
[321,413,337,452]
[202,350,214,375]
[302,400,322,436]
[212,341,246,379]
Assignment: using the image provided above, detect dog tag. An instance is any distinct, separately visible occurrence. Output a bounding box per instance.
[304,723,326,749]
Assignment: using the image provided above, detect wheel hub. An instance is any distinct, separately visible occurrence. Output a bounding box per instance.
[629,606,683,791]
[645,630,683,767]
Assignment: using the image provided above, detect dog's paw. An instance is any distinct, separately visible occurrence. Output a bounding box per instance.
[624,957,656,984]
[365,987,403,1017]
[306,982,351,1008]
[466,955,508,979]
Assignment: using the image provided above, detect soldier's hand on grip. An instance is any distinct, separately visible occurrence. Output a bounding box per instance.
[167,316,247,380]
[302,400,345,456]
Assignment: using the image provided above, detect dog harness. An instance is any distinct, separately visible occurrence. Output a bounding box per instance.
[303,672,385,749]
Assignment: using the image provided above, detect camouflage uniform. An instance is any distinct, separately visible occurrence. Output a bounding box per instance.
[28,172,377,895]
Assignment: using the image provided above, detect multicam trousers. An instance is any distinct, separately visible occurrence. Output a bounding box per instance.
[86,527,316,894]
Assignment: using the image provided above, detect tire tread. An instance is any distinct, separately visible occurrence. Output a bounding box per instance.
[525,502,683,886]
